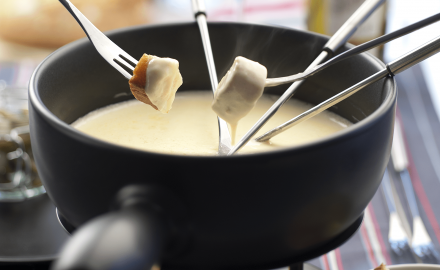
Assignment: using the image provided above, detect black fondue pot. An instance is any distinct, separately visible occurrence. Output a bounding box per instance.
[29,22,396,270]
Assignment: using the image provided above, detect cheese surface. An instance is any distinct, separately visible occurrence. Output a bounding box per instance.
[72,91,352,156]
[145,57,182,113]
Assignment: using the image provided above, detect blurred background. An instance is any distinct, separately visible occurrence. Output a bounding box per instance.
[1,0,440,269]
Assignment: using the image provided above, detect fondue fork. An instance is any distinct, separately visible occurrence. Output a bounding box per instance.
[265,12,440,87]
[58,0,138,80]
[228,0,385,155]
[382,168,410,255]
[192,0,232,155]
[255,34,440,142]
[391,120,440,261]
[60,0,231,154]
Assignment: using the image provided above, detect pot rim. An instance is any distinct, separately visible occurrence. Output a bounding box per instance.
[29,21,397,161]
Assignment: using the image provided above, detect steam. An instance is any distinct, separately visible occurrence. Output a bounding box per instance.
[217,24,324,86]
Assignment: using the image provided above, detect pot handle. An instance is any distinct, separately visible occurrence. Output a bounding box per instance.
[52,186,177,270]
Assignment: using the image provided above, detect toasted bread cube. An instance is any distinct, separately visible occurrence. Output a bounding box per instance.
[129,54,183,113]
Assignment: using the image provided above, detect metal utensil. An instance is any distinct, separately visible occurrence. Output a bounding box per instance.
[382,168,410,255]
[391,119,440,261]
[58,0,138,80]
[265,12,440,87]
[254,33,440,144]
[227,0,385,155]
[192,0,232,155]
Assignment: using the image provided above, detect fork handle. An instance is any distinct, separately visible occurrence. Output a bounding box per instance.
[399,170,421,219]
[388,34,440,75]
[323,0,385,54]
[58,0,90,40]
[301,12,440,83]
[192,0,206,18]
[192,0,232,154]
[382,169,398,214]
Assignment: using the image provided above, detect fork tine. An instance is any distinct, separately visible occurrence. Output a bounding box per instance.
[119,54,138,68]
[59,0,138,79]
[411,215,438,260]
[112,59,133,80]
[115,56,135,72]
[114,57,134,79]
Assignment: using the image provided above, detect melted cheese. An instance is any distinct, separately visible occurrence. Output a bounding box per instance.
[72,91,352,156]
[212,57,267,143]
[145,57,183,113]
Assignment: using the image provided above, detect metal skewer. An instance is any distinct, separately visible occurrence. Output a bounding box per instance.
[255,34,440,143]
[265,12,440,87]
[192,0,232,155]
[227,0,385,155]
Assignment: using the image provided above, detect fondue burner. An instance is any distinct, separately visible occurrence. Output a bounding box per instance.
[55,208,363,270]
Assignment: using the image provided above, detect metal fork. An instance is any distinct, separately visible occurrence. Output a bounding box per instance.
[382,168,410,255]
[62,0,231,155]
[192,0,232,155]
[58,0,138,80]
[391,119,440,261]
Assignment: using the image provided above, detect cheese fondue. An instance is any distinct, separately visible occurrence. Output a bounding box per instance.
[72,91,352,155]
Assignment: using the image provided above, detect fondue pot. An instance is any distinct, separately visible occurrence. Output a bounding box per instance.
[29,22,396,270]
